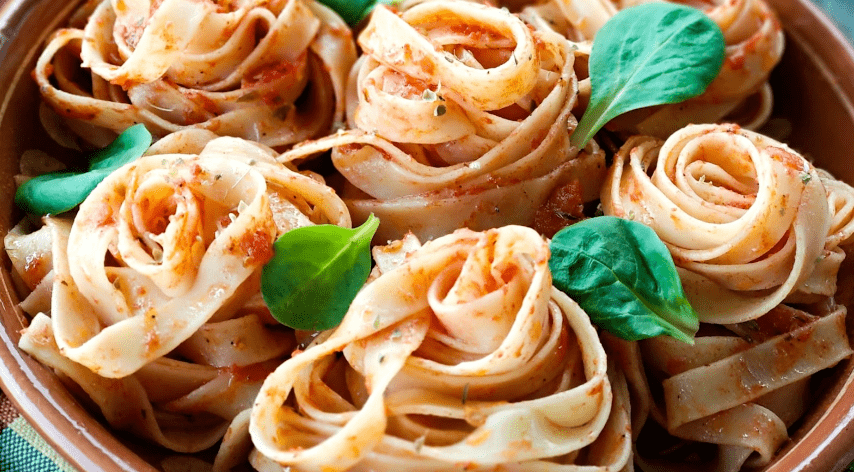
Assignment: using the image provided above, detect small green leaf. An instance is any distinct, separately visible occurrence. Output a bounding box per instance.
[88,123,153,170]
[14,124,152,215]
[316,0,400,26]
[570,3,725,148]
[261,214,380,330]
[548,216,699,343]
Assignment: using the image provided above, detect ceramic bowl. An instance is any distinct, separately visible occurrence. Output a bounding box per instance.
[1,0,854,470]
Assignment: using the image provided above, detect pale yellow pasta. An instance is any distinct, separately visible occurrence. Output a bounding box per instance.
[34,0,356,149]
[5,0,854,471]
[606,303,851,472]
[281,0,606,242]
[243,226,629,471]
[601,124,831,323]
[14,136,351,453]
[522,0,783,137]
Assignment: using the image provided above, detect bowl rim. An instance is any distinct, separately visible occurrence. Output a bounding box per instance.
[1,0,854,471]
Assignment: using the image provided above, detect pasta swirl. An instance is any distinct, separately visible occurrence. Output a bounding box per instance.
[248,226,625,471]
[34,0,356,148]
[282,0,605,242]
[15,135,352,453]
[601,124,830,323]
[49,136,349,378]
[5,0,850,470]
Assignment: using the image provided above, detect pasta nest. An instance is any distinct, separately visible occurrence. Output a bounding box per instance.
[33,0,356,149]
[14,134,351,452]
[282,0,606,242]
[247,225,628,471]
[52,134,349,377]
[628,0,786,136]
[601,123,837,323]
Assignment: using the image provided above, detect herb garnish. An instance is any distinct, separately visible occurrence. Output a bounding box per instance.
[570,3,726,148]
[261,214,380,330]
[14,124,152,216]
[316,0,401,26]
[548,216,699,344]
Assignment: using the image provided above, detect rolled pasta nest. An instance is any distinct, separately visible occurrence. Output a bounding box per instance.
[523,0,784,138]
[34,0,356,149]
[11,132,351,452]
[281,0,607,242]
[239,226,631,471]
[600,123,854,471]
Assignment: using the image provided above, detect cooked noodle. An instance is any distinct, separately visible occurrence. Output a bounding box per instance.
[12,134,350,452]
[281,1,606,242]
[523,0,784,137]
[33,0,356,149]
[243,226,630,471]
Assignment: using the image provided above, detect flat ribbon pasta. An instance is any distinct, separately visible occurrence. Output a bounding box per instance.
[49,136,349,378]
[14,135,351,453]
[792,169,854,301]
[5,221,56,317]
[34,0,356,148]
[820,169,854,249]
[15,218,288,453]
[519,0,616,41]
[281,0,606,242]
[247,226,626,471]
[605,303,852,472]
[601,124,830,323]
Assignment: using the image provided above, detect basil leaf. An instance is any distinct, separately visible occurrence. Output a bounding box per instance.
[548,216,699,344]
[261,214,380,330]
[570,3,725,148]
[15,124,152,215]
[88,123,153,171]
[316,0,400,26]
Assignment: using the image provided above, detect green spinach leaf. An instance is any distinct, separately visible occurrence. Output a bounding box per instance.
[570,3,725,148]
[316,0,400,26]
[261,214,380,330]
[15,124,153,216]
[549,216,699,343]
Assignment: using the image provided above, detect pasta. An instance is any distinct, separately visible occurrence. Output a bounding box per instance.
[11,133,351,452]
[598,122,854,470]
[3,0,854,471]
[236,226,631,471]
[601,124,831,323]
[280,0,606,242]
[34,0,356,149]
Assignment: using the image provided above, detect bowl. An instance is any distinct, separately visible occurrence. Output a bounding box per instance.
[1,0,854,470]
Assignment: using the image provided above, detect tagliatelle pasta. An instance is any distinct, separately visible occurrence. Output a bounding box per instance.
[601,124,831,323]
[34,0,356,149]
[598,122,854,470]
[50,135,349,377]
[241,226,629,471]
[280,0,606,242]
[605,303,852,472]
[615,0,784,137]
[525,0,783,137]
[11,135,351,452]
